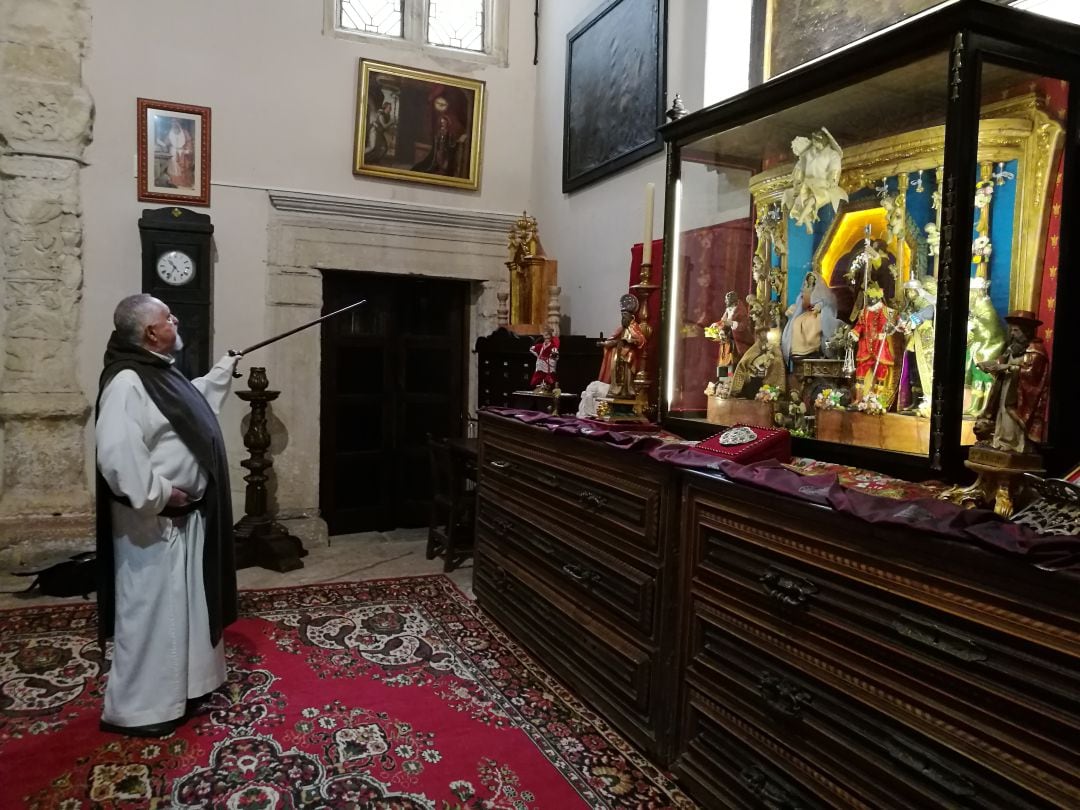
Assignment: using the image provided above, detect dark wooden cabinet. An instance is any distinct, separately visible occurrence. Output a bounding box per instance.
[474,412,1080,808]
[475,412,679,759]
[676,473,1080,809]
[475,328,602,409]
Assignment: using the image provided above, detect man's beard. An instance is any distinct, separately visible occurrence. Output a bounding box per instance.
[172,332,184,353]
[1007,335,1028,357]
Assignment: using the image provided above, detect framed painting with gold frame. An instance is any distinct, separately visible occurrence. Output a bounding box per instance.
[353,60,485,191]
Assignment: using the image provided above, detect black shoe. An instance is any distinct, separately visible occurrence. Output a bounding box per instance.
[99,719,178,738]
[185,695,212,718]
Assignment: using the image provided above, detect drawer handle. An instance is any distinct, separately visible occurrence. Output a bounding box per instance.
[562,562,600,585]
[530,535,555,555]
[489,459,512,470]
[491,570,512,594]
[758,568,817,608]
[757,672,813,718]
[884,736,977,798]
[576,490,608,510]
[892,616,988,663]
[536,471,559,488]
[739,767,807,809]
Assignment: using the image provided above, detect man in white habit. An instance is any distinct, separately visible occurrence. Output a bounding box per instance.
[95,294,240,737]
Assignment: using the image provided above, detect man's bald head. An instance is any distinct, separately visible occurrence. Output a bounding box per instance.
[113,294,161,346]
[113,294,181,353]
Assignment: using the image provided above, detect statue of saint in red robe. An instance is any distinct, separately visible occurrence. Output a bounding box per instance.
[850,285,899,406]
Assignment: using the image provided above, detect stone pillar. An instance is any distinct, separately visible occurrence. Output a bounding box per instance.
[0,0,95,562]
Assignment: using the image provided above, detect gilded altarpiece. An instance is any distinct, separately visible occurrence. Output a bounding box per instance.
[659,2,1080,480]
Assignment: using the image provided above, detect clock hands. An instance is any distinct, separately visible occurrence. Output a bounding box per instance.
[158,252,191,284]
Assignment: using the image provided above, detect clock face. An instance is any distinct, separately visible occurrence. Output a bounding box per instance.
[156,249,195,286]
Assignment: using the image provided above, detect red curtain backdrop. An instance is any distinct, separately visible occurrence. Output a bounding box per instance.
[681,220,754,413]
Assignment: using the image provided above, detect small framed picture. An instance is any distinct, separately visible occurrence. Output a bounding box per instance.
[137,98,212,206]
[354,59,485,191]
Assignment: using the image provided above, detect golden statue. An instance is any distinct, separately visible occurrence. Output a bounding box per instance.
[506,211,538,268]
[730,325,786,399]
[504,211,557,332]
[964,277,1007,416]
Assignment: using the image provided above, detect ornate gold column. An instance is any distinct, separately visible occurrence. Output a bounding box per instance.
[0,0,95,561]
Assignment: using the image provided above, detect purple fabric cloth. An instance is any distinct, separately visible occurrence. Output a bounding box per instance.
[481,407,1080,569]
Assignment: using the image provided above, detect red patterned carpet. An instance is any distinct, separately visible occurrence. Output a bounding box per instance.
[0,576,692,808]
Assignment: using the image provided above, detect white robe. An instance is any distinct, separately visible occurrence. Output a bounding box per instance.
[96,355,235,726]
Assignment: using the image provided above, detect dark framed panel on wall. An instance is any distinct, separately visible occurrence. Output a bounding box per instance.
[562,0,667,193]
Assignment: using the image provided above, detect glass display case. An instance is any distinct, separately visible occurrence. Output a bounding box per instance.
[659,0,1080,479]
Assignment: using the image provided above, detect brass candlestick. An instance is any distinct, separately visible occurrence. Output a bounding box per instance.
[233,367,306,572]
[631,261,660,418]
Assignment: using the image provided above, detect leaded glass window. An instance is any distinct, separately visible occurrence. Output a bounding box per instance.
[339,0,404,38]
[426,0,485,52]
[329,0,503,64]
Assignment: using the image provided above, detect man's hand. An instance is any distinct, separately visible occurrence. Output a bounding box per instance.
[168,488,191,508]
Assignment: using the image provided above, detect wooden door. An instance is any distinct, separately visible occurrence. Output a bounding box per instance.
[320,271,468,535]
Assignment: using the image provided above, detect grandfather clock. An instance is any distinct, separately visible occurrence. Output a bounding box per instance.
[138,207,213,378]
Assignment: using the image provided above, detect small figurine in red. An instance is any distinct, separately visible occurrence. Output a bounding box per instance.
[529,326,560,390]
[849,282,898,405]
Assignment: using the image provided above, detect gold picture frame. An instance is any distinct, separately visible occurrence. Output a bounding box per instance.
[353,59,485,191]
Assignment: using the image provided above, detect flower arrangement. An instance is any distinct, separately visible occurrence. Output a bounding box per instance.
[974,181,995,209]
[814,388,844,410]
[856,392,887,415]
[755,384,781,403]
[971,235,993,262]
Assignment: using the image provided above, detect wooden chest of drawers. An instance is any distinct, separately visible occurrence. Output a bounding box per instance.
[475,412,678,758]
[675,472,1080,809]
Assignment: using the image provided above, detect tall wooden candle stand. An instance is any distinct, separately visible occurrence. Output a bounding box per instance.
[233,367,306,572]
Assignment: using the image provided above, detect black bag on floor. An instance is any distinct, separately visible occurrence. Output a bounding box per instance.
[11,551,97,598]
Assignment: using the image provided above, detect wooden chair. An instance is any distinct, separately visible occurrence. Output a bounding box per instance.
[426,436,476,571]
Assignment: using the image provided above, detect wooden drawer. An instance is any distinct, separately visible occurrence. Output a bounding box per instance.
[476,492,658,639]
[690,519,1080,804]
[479,426,665,560]
[474,546,659,753]
[683,599,1058,809]
[675,686,862,809]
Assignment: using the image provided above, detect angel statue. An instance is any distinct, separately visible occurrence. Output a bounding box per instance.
[783,128,849,234]
[924,222,940,257]
[880,190,906,245]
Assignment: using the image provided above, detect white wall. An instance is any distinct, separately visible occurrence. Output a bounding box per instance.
[79,0,538,505]
[704,0,753,106]
[530,0,754,338]
[76,0,756,513]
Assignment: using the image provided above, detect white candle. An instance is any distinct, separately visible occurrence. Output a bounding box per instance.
[642,182,655,266]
